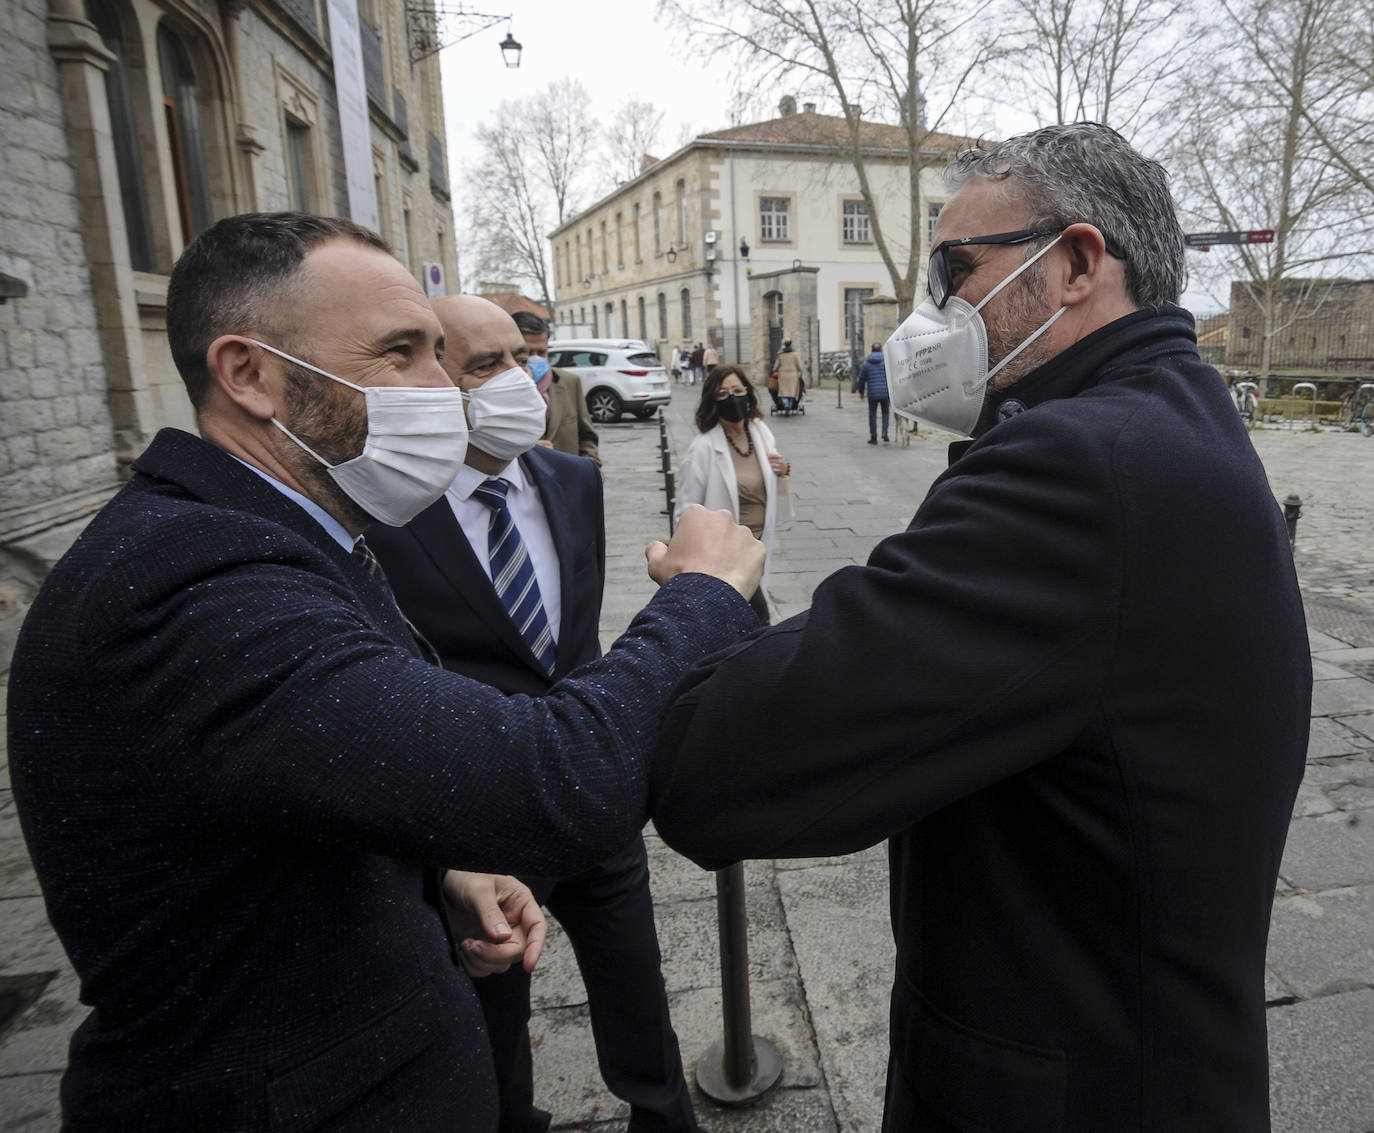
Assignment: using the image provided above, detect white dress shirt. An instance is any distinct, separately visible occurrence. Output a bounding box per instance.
[446,459,562,645]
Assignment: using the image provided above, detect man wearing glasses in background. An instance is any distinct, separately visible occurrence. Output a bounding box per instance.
[651,124,1311,1130]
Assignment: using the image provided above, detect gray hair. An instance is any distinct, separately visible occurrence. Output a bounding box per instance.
[946,123,1186,309]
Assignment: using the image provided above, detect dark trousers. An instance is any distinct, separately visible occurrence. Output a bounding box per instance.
[868,396,891,440]
[475,837,697,1133]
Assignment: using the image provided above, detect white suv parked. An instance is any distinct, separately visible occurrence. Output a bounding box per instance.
[547,339,672,423]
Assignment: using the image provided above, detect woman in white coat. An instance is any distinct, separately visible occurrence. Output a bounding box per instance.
[674,365,791,624]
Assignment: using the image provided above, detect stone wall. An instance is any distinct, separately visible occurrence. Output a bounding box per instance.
[0,0,124,664]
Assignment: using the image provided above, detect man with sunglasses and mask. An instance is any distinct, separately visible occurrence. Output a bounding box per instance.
[7,213,763,1130]
[651,124,1310,1130]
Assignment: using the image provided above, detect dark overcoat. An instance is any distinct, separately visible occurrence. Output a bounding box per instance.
[651,308,1311,1132]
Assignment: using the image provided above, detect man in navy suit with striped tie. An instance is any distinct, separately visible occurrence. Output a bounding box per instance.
[369,296,700,1133]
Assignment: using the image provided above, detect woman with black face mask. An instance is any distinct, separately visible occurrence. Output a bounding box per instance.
[674,364,792,624]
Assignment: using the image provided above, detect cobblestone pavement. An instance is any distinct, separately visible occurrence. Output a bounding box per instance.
[1,395,1371,1131]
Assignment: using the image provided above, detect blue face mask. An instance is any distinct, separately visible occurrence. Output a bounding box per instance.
[527,356,551,382]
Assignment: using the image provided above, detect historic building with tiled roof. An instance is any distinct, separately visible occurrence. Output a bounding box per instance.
[547,98,966,376]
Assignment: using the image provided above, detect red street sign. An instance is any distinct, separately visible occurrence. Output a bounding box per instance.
[1246,229,1275,244]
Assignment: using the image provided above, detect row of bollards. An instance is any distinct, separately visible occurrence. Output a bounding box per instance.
[658,410,675,535]
[656,408,783,1107]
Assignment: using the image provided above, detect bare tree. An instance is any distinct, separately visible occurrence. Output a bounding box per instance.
[659,0,1005,315]
[528,79,598,226]
[1217,0,1374,206]
[1169,0,1374,377]
[459,80,598,305]
[606,99,667,187]
[1001,0,1188,134]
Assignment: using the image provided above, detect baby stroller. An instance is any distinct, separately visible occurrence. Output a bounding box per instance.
[770,376,806,417]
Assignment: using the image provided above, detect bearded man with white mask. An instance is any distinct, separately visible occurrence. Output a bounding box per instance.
[369,295,700,1133]
[8,213,764,1130]
[651,125,1311,1130]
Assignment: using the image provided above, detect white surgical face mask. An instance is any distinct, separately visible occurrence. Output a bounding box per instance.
[250,339,469,527]
[883,236,1066,437]
[463,365,549,462]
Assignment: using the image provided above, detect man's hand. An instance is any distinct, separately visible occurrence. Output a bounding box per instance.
[441,871,547,977]
[645,505,765,599]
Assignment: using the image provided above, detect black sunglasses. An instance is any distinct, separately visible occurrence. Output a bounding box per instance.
[927,226,1126,309]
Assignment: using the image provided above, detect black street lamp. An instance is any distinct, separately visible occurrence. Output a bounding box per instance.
[738,238,750,259]
[499,30,522,68]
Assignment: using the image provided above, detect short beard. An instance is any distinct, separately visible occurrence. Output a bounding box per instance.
[983,259,1059,393]
[275,361,375,532]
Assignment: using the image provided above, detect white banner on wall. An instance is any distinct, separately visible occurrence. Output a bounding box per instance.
[326,0,380,232]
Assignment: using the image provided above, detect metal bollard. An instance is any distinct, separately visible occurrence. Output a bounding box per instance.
[836,376,843,409]
[695,863,783,1105]
[1283,493,1302,549]
[663,468,675,529]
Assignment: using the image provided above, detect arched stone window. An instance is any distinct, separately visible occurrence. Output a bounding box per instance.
[157,21,215,242]
[86,2,155,271]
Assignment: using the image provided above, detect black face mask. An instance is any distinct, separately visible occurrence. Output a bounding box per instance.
[716,393,751,423]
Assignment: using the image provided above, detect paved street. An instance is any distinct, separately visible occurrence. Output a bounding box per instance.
[1,379,1372,1130]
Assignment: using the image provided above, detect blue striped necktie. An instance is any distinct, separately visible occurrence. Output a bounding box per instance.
[471,478,556,674]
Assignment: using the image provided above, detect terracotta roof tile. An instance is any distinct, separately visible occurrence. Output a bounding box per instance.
[698,110,973,154]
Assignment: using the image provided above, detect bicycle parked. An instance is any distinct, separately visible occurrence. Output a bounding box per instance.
[1336,382,1374,436]
[1232,380,1260,426]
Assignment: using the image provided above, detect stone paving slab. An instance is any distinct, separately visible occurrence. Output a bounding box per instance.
[1279,812,1374,891]
[775,859,893,1133]
[1267,988,1374,1133]
[1267,886,1374,1001]
[1311,677,1374,716]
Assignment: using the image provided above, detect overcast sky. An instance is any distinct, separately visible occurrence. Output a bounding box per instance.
[437,1,1225,313]
[439,1,737,183]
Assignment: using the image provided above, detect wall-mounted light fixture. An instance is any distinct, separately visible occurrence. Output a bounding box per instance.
[739,238,750,259]
[406,4,522,66]
[665,244,678,263]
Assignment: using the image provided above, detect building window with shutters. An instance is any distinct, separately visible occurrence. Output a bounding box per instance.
[927,202,944,243]
[842,198,871,244]
[638,296,647,340]
[759,195,792,243]
[680,288,692,339]
[657,292,668,339]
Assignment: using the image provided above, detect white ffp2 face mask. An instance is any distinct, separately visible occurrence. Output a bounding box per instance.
[883,237,1066,437]
[250,339,469,527]
[463,365,549,462]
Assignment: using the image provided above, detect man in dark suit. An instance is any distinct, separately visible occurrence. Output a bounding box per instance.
[369,296,698,1132]
[651,125,1311,1130]
[513,310,600,464]
[7,212,764,1130]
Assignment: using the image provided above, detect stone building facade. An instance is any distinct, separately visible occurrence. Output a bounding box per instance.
[546,100,960,382]
[1226,278,1374,375]
[0,0,460,666]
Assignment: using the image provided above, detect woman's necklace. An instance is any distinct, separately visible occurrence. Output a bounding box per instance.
[726,427,754,458]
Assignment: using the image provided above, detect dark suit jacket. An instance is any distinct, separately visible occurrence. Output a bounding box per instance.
[7,428,754,1130]
[366,446,605,692]
[543,370,599,465]
[652,309,1311,1131]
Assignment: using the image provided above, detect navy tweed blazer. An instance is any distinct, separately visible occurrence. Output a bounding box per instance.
[8,427,754,1131]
